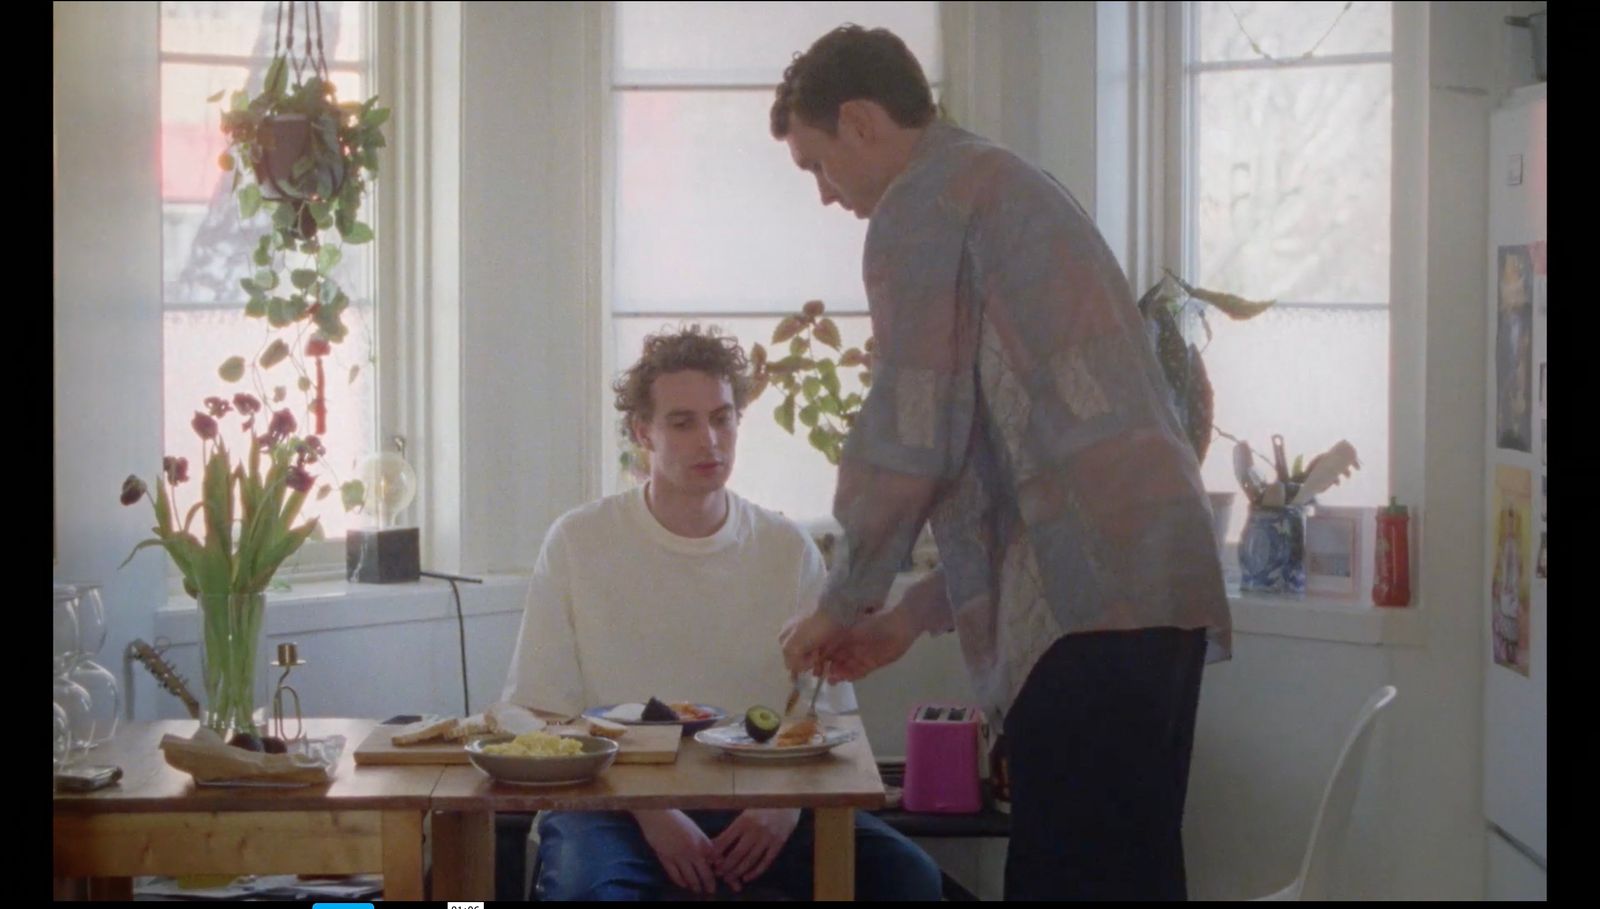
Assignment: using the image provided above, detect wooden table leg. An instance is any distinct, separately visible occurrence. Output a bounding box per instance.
[813,806,855,901]
[430,810,495,901]
[381,810,426,901]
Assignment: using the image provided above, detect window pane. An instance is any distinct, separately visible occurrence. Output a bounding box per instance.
[1196,306,1390,541]
[160,1,366,64]
[1197,1,1391,64]
[615,1,941,85]
[161,2,377,555]
[614,90,870,314]
[1193,63,1391,304]
[613,315,872,525]
[163,306,377,539]
[160,61,371,308]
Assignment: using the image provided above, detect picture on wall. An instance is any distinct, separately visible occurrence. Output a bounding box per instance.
[1496,245,1534,453]
[1491,465,1533,676]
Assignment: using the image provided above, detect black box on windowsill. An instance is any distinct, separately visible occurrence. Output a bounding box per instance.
[346,527,421,584]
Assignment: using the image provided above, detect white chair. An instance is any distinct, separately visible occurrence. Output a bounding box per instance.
[1255,685,1398,901]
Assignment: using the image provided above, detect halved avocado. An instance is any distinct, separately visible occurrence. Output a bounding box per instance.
[745,705,781,743]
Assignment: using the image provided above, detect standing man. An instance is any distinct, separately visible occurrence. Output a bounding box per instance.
[771,25,1232,901]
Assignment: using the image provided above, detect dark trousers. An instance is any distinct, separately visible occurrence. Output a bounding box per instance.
[1003,627,1208,901]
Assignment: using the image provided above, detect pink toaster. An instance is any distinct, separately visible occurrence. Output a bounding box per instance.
[902,703,982,814]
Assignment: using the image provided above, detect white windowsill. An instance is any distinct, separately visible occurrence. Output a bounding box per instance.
[150,567,1424,652]
[154,573,532,645]
[1228,589,1425,646]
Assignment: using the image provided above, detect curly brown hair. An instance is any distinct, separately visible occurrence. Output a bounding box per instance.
[613,325,753,435]
[770,24,937,139]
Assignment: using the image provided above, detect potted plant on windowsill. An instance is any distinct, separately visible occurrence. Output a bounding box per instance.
[745,301,936,571]
[747,275,1276,570]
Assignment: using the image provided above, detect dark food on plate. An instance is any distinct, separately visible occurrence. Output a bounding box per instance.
[641,696,679,723]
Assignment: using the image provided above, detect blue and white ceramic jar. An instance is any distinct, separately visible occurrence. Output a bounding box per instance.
[1239,504,1307,595]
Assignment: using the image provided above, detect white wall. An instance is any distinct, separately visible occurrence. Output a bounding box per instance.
[53,0,167,725]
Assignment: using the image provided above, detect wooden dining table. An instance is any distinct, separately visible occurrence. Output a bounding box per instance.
[52,718,439,900]
[430,714,886,901]
[53,715,886,901]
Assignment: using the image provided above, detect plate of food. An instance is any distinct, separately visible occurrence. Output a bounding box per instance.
[583,698,726,736]
[693,709,858,760]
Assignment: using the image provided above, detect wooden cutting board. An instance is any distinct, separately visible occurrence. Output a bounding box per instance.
[352,722,683,766]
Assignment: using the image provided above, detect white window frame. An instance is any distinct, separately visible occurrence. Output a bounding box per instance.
[146,2,457,590]
[595,1,955,509]
[1102,0,1427,613]
[1151,0,1424,510]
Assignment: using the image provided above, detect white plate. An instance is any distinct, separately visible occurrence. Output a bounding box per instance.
[694,723,858,760]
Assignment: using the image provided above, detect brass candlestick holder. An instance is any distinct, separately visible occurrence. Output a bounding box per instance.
[270,642,307,744]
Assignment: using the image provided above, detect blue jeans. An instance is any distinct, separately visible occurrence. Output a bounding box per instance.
[535,808,942,901]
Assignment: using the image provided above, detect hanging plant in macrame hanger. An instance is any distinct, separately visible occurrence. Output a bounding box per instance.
[210,0,388,438]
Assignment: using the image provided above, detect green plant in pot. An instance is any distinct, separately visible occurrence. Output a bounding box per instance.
[212,51,388,428]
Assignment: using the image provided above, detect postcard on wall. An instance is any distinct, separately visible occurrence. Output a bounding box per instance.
[1491,465,1533,677]
[1496,246,1534,453]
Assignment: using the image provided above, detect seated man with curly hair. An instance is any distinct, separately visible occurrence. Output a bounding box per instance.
[500,324,941,901]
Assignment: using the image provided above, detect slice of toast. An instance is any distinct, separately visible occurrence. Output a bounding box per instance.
[486,702,547,737]
[585,716,628,739]
[446,713,493,741]
[392,715,459,745]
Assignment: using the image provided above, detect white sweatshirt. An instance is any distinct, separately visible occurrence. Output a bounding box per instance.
[500,485,856,718]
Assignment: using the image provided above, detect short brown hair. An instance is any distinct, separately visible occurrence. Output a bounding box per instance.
[613,325,752,433]
[770,24,937,138]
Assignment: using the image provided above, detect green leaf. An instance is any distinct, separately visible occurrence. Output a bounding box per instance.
[802,377,822,400]
[118,537,169,571]
[775,395,796,434]
[267,297,288,327]
[239,277,264,300]
[206,89,226,103]
[818,359,841,397]
[817,395,841,417]
[316,484,332,501]
[252,238,273,267]
[362,107,392,129]
[254,268,278,290]
[218,356,247,383]
[230,89,249,112]
[340,480,366,512]
[348,364,361,384]
[341,221,374,244]
[808,426,833,454]
[239,183,263,219]
[316,245,342,274]
[272,201,296,229]
[263,56,288,98]
[259,338,290,369]
[244,297,268,318]
[290,268,319,290]
[799,403,819,428]
[790,337,808,357]
[298,376,313,392]
[814,317,842,350]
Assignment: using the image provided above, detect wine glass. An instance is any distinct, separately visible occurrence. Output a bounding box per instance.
[53,585,80,677]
